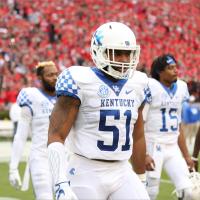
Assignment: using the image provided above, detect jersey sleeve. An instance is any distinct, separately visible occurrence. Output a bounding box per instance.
[143,84,152,104]
[56,68,81,101]
[17,88,33,115]
[182,82,190,103]
[140,75,152,105]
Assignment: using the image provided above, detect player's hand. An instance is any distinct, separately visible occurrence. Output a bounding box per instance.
[55,181,78,200]
[185,156,195,171]
[9,168,22,189]
[145,154,155,171]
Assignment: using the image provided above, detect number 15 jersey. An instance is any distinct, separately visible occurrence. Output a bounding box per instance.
[144,78,189,144]
[56,66,149,161]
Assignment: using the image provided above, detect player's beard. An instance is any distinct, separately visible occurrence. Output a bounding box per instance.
[41,78,55,92]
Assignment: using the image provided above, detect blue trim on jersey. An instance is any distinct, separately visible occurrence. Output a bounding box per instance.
[37,88,57,104]
[160,82,177,98]
[91,67,127,96]
[56,90,80,100]
[20,104,33,116]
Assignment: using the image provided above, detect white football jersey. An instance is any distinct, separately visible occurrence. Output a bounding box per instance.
[17,87,56,158]
[56,66,149,160]
[144,78,189,144]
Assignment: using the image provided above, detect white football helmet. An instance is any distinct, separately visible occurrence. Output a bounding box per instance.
[90,22,140,79]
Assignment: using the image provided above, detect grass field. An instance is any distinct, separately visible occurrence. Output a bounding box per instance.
[0,162,176,200]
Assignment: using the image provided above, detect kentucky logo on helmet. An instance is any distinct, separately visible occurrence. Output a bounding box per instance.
[94,30,104,46]
[166,56,176,65]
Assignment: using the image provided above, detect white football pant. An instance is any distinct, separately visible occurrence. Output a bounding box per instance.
[30,157,53,200]
[67,153,150,200]
[146,142,192,200]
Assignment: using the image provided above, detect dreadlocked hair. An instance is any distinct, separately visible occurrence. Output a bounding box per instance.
[150,54,176,80]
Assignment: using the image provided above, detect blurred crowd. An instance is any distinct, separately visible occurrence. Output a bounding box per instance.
[0,0,200,110]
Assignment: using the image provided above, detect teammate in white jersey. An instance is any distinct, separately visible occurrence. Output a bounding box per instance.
[9,61,58,200]
[47,22,150,200]
[143,54,195,200]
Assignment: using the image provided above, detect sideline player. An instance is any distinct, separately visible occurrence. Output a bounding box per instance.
[144,54,194,200]
[9,61,58,200]
[47,22,150,200]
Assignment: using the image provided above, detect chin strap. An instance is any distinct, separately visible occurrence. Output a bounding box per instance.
[107,64,134,79]
[107,65,123,78]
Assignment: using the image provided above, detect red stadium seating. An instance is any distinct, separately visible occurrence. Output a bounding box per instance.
[0,0,200,109]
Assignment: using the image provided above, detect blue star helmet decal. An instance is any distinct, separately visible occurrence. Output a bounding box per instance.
[94,30,103,46]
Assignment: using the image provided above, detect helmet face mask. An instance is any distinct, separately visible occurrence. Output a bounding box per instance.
[90,22,140,79]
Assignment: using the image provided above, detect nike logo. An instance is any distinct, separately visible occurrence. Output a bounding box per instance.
[125,89,134,95]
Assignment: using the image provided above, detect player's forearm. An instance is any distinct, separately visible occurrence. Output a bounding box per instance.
[132,136,146,174]
[132,106,146,173]
[48,96,80,146]
[48,132,65,145]
[48,110,69,145]
[178,127,190,159]
[48,116,72,145]
[48,108,69,145]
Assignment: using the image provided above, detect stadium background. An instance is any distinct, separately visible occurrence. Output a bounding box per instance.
[0,0,200,199]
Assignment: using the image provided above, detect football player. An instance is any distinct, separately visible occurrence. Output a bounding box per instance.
[47,22,150,200]
[144,54,195,200]
[9,61,58,200]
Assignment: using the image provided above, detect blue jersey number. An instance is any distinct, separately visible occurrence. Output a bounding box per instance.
[160,108,178,132]
[97,109,131,151]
